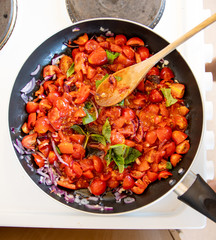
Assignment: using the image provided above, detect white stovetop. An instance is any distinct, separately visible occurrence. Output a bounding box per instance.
[0,0,213,229]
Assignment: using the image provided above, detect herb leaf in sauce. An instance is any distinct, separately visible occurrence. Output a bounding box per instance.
[105,50,120,64]
[95,73,109,89]
[161,88,178,107]
[66,62,75,78]
[102,118,111,143]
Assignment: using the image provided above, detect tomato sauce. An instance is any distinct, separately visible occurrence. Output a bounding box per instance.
[21,33,190,196]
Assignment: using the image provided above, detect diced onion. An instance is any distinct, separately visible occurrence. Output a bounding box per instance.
[20,77,36,94]
[30,64,41,76]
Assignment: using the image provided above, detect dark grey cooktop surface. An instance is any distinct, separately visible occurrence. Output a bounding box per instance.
[66,0,166,29]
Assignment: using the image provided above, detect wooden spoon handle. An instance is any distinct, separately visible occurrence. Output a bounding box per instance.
[145,13,216,68]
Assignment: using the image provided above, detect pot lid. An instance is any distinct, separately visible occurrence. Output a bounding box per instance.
[66,0,166,29]
[0,0,17,50]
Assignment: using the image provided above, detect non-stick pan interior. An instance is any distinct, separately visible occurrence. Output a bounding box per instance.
[8,19,203,214]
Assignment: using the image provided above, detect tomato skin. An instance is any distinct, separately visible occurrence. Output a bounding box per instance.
[170,83,185,99]
[34,116,50,134]
[158,170,172,180]
[88,47,107,65]
[59,55,73,74]
[107,178,119,188]
[73,33,88,45]
[111,130,125,145]
[90,178,107,196]
[147,171,158,182]
[85,39,100,52]
[130,170,145,179]
[58,142,73,154]
[172,130,188,145]
[32,153,45,168]
[149,89,163,103]
[135,160,150,172]
[26,102,39,113]
[136,46,149,60]
[160,67,174,79]
[83,170,94,179]
[145,130,157,145]
[123,175,135,190]
[161,141,176,158]
[27,112,36,130]
[126,37,144,46]
[131,186,145,194]
[157,126,172,142]
[74,83,90,104]
[48,150,57,164]
[170,153,182,167]
[147,67,160,76]
[21,133,37,150]
[122,45,135,59]
[176,140,190,154]
[57,179,76,190]
[110,43,122,53]
[135,179,148,189]
[173,115,188,130]
[72,162,83,178]
[122,108,136,120]
[114,34,127,45]
[71,144,85,159]
[92,155,103,173]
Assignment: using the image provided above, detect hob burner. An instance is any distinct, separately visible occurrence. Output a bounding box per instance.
[0,0,17,50]
[66,0,166,28]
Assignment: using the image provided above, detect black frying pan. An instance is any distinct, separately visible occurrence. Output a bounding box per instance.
[8,18,216,220]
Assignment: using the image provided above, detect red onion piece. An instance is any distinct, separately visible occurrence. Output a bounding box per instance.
[51,54,65,66]
[20,77,36,94]
[123,197,135,204]
[20,93,29,103]
[30,64,41,76]
[72,27,80,32]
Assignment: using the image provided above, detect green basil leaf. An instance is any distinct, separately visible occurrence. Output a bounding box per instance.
[95,73,109,89]
[105,149,112,166]
[56,146,61,155]
[166,161,173,170]
[115,99,124,106]
[105,50,120,64]
[66,62,75,78]
[90,134,106,146]
[113,154,125,173]
[110,144,129,157]
[82,102,97,125]
[82,108,96,125]
[114,75,122,82]
[71,125,86,135]
[125,147,142,165]
[161,88,178,107]
[102,118,111,143]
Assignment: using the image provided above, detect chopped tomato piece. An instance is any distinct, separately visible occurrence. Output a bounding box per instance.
[114,34,127,45]
[170,83,185,98]
[73,33,88,45]
[123,175,135,190]
[160,67,174,79]
[170,153,182,167]
[58,142,73,154]
[157,126,172,142]
[172,130,188,145]
[32,154,45,168]
[88,47,107,65]
[158,170,172,180]
[90,178,106,196]
[26,102,39,113]
[176,140,190,154]
[126,37,144,46]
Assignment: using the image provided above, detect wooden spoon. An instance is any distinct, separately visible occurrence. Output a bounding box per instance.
[95,13,216,107]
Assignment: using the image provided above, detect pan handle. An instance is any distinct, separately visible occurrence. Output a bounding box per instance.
[175,173,216,223]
